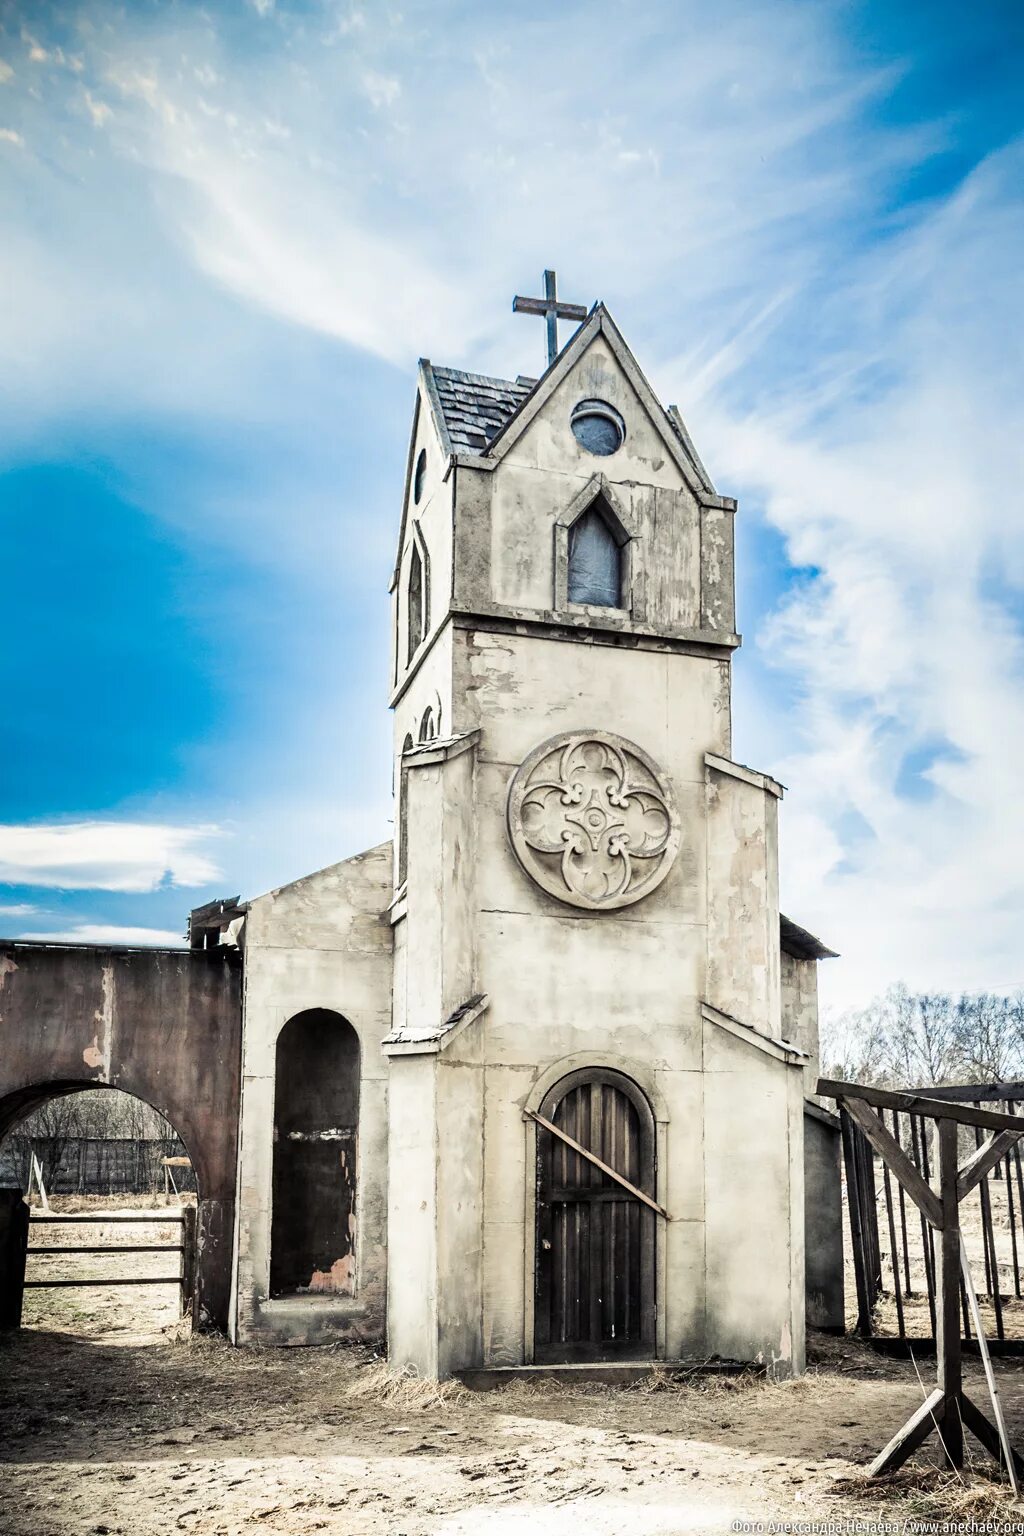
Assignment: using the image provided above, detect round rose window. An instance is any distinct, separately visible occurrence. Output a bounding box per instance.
[570,399,625,456]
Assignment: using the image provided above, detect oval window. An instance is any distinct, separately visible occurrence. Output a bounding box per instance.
[570,400,625,456]
[413,448,427,504]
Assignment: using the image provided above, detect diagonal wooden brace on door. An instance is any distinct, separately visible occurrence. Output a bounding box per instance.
[527,1110,670,1220]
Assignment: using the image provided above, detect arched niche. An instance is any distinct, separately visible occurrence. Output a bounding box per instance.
[270,1009,360,1298]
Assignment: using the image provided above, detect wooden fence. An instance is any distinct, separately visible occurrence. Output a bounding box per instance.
[17,1207,198,1324]
[843,1080,1024,1345]
[0,1136,195,1197]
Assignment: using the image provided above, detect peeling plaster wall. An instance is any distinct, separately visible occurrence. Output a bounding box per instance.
[0,942,241,1329]
[446,335,737,645]
[782,951,821,1099]
[389,626,799,1375]
[233,844,393,1345]
[706,770,782,1036]
[380,320,802,1377]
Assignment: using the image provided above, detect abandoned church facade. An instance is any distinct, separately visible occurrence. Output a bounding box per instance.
[226,302,838,1375]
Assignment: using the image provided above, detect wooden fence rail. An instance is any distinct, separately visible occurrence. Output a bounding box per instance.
[18,1207,198,1321]
[839,1081,1024,1346]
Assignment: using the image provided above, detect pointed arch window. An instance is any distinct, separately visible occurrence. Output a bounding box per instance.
[567,501,623,607]
[406,526,429,665]
[555,481,632,614]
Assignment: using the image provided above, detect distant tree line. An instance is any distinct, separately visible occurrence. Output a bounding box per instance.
[821,985,1024,1090]
[1,1087,191,1195]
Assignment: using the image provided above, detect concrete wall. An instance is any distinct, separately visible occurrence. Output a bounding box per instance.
[782,950,821,1098]
[382,623,805,1376]
[379,318,807,1377]
[0,941,241,1329]
[232,844,393,1345]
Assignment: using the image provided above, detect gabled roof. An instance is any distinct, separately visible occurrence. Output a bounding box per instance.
[418,305,720,498]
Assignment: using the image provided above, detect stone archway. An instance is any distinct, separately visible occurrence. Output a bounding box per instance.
[0,941,241,1328]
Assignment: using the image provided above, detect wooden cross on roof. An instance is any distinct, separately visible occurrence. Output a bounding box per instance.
[513,270,588,369]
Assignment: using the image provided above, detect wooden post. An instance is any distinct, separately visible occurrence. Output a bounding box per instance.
[180,1205,198,1324]
[840,1107,873,1336]
[936,1118,964,1469]
[0,1190,30,1330]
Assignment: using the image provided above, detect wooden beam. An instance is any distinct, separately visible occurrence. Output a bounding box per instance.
[906,1082,1024,1104]
[868,1387,944,1476]
[527,1111,669,1220]
[960,1232,1019,1493]
[957,1130,1024,1203]
[817,1079,1024,1135]
[961,1393,1024,1483]
[937,1119,964,1469]
[512,297,588,321]
[843,1097,943,1230]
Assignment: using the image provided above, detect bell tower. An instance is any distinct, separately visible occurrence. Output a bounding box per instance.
[382,283,808,1381]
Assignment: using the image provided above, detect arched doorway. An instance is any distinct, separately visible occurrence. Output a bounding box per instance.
[270,1009,360,1297]
[0,1083,198,1339]
[534,1068,656,1362]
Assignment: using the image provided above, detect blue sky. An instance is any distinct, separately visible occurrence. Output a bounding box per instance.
[0,0,1021,1010]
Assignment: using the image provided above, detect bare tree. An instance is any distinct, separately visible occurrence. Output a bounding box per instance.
[823,985,1024,1091]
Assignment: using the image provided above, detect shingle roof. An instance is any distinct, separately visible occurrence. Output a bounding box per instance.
[428,366,533,454]
[780,914,838,962]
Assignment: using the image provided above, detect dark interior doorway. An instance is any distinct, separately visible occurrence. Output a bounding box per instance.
[270,1009,360,1298]
[534,1068,656,1362]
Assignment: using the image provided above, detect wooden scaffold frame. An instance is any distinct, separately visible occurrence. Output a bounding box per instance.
[819,1078,1024,1486]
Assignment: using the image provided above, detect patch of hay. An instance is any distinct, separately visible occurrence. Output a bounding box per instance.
[829,1463,1023,1520]
[624,1363,764,1396]
[344,1360,469,1410]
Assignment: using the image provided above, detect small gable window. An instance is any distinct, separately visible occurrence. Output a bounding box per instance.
[407,540,425,663]
[568,502,623,607]
[413,448,427,504]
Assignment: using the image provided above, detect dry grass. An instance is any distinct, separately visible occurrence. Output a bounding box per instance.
[830,1462,1024,1520]
[344,1358,470,1410]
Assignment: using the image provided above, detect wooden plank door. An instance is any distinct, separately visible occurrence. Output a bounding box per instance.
[534,1070,656,1362]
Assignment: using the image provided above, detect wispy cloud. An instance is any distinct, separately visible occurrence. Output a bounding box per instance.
[17,923,185,946]
[695,141,1024,1010]
[0,0,1020,1011]
[0,822,222,892]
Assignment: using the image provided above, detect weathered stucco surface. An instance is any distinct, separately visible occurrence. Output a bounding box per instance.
[0,941,241,1329]
[379,312,817,1378]
[232,843,393,1345]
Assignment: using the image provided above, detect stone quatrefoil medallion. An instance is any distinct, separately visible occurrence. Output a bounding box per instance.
[506,730,680,910]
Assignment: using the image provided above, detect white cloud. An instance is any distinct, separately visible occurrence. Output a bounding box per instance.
[361,70,400,110]
[0,903,37,918]
[1,0,1021,1015]
[0,127,23,146]
[84,90,112,127]
[0,822,222,892]
[0,60,14,84]
[693,141,1024,1013]
[17,924,186,946]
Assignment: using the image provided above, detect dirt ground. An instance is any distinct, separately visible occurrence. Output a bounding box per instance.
[4,1197,1024,1535]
